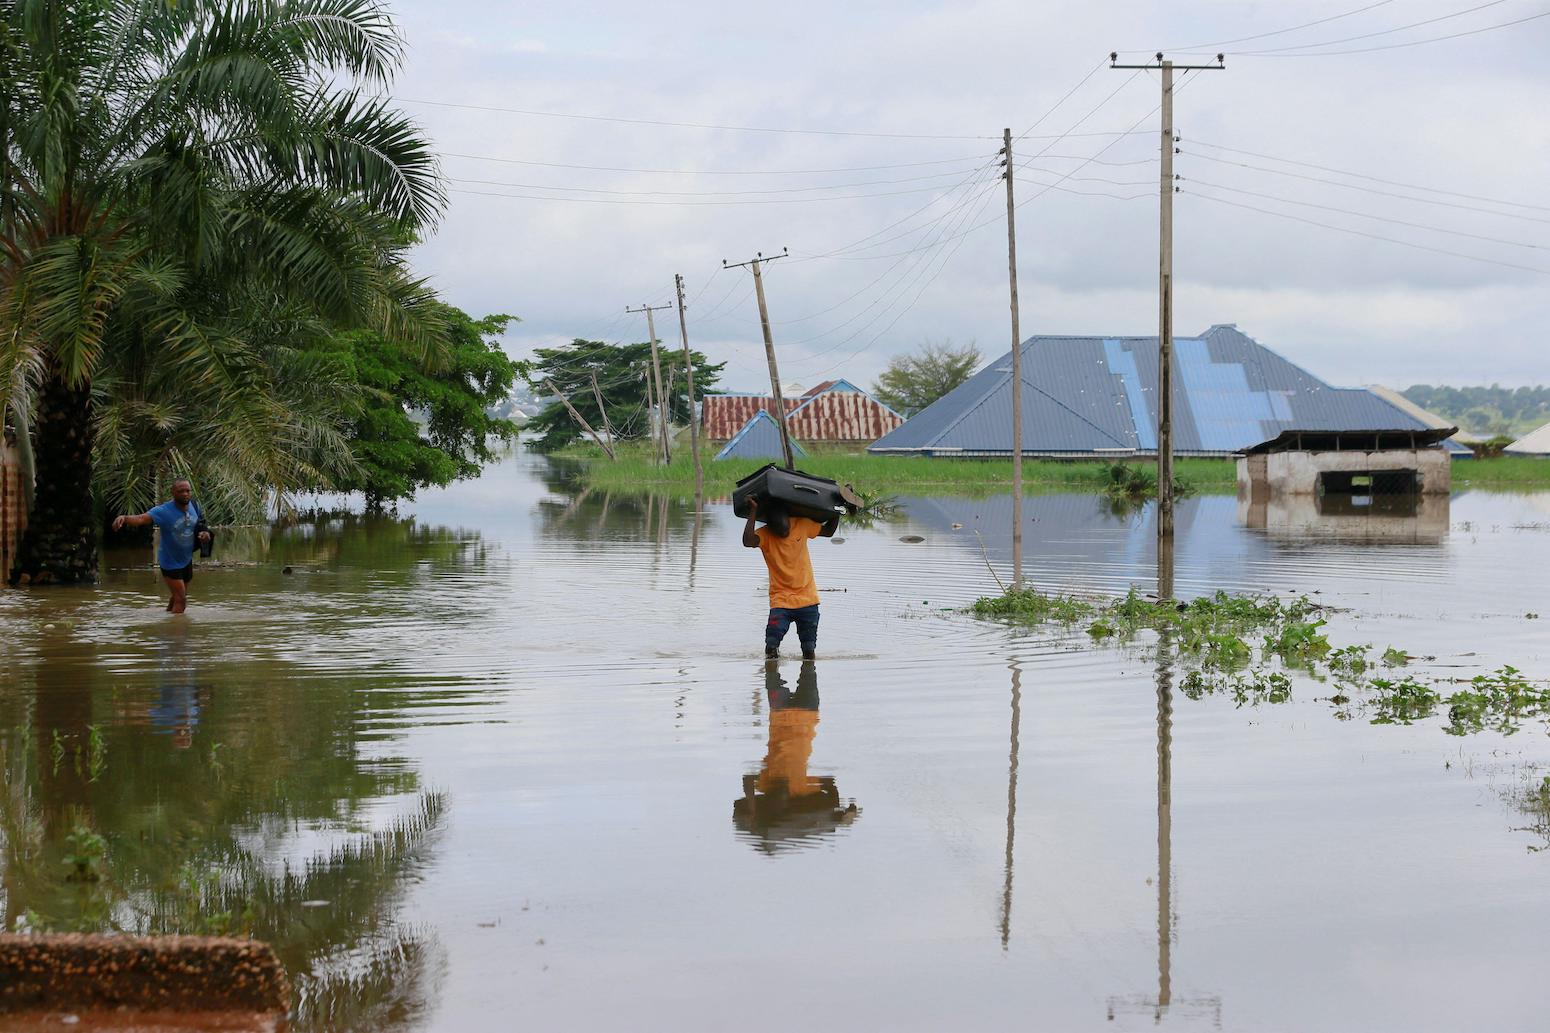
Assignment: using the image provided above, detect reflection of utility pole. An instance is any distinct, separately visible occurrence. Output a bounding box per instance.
[724,249,794,470]
[675,274,705,501]
[1106,540,1220,1026]
[1001,128,1024,590]
[626,302,675,464]
[1000,660,1022,949]
[1109,52,1225,539]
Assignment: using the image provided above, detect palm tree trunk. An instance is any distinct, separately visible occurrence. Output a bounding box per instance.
[9,362,98,585]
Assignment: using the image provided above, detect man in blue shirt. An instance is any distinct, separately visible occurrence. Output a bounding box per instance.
[112,479,210,613]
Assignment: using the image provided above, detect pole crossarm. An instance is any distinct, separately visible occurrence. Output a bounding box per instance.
[1109,50,1227,70]
[724,248,795,469]
[722,247,788,271]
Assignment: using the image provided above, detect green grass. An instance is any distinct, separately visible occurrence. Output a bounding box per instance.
[551,443,1550,495]
[552,442,1238,498]
[1452,456,1550,489]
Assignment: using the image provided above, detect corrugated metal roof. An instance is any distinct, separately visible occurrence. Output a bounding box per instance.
[1506,420,1550,456]
[868,325,1445,457]
[705,381,901,442]
[714,410,808,461]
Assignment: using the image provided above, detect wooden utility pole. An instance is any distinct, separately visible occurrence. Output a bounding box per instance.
[1002,128,1024,591]
[674,273,705,500]
[724,248,794,470]
[589,371,614,456]
[1110,51,1224,540]
[627,302,675,464]
[543,378,614,459]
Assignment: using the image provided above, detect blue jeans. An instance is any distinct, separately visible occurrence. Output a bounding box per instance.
[767,604,820,655]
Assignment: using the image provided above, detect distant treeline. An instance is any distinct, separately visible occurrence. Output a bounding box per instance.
[1401,385,1550,438]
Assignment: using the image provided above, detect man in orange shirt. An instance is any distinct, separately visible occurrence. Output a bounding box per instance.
[742,497,822,660]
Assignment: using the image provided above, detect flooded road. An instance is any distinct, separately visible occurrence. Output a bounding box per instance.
[3,451,1549,1031]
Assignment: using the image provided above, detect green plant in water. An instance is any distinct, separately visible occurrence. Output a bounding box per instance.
[1368,677,1442,725]
[1441,666,1550,737]
[970,589,1094,624]
[62,826,107,883]
[1265,619,1331,665]
[1381,647,1410,667]
[1326,644,1372,678]
[86,725,107,782]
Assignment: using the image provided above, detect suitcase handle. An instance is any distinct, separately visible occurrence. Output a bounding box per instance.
[792,484,820,494]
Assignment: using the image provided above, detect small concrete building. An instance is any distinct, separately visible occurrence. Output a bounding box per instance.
[1236,428,1455,503]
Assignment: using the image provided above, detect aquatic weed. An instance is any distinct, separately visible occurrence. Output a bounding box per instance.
[1381,646,1410,667]
[1442,666,1550,736]
[1368,677,1443,725]
[970,589,1094,624]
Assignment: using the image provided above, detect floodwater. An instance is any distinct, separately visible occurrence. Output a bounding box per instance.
[2,451,1549,1032]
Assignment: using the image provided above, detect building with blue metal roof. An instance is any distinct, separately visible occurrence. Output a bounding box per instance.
[714,410,809,461]
[868,324,1459,457]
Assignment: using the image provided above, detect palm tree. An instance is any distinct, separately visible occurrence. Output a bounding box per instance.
[1,0,444,583]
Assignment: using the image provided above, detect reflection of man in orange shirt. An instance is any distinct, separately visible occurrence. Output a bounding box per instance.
[742,497,822,659]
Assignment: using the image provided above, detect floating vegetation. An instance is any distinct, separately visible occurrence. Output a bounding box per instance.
[972,586,1548,737]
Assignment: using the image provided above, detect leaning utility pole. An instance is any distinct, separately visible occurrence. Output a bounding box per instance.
[674,274,705,500]
[543,378,614,460]
[1002,128,1024,591]
[723,248,794,470]
[626,302,675,464]
[1109,51,1224,540]
[589,371,614,456]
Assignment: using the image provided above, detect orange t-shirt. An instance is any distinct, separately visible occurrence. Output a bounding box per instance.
[756,515,822,609]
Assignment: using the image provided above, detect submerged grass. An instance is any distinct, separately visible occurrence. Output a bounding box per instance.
[971,584,1549,736]
[552,442,1236,498]
[1452,457,1550,489]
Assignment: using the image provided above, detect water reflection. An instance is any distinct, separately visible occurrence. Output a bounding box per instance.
[1238,492,1449,543]
[733,661,859,853]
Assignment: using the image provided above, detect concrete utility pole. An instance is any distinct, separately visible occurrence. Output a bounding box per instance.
[674,274,705,500]
[589,371,614,457]
[724,248,795,470]
[626,302,675,464]
[1110,51,1224,540]
[1002,128,1024,591]
[543,378,614,459]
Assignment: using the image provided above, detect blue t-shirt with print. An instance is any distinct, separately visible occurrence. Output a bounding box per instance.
[149,499,201,570]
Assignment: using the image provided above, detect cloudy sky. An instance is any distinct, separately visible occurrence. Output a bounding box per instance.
[384,0,1549,393]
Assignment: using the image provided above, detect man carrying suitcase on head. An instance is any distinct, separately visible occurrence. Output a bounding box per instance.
[742,497,822,660]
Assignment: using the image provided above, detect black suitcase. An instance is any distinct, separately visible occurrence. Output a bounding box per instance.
[733,464,860,538]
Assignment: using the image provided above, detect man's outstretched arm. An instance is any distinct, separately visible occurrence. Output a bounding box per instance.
[742,498,761,548]
[112,512,153,532]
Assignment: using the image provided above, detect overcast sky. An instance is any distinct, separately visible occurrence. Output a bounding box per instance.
[386,0,1549,393]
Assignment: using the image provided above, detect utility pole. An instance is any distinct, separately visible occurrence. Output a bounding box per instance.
[1110,51,1224,540]
[589,371,614,457]
[543,378,614,460]
[723,248,794,470]
[626,302,675,464]
[674,274,705,501]
[1002,128,1024,591]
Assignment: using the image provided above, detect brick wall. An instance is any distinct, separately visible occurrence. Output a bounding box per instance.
[1,438,27,577]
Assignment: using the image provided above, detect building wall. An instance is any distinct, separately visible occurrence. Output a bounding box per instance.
[1,439,27,577]
[1235,448,1451,497]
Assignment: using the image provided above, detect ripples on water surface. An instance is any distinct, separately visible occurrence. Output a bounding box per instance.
[2,452,1549,1031]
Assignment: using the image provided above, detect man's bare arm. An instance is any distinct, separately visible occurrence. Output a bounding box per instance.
[112,513,152,532]
[742,498,761,548]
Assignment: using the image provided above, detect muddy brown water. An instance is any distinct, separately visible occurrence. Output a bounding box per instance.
[3,451,1549,1032]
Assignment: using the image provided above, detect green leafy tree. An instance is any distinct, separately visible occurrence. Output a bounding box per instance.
[1402,384,1550,438]
[517,339,724,453]
[322,305,520,508]
[872,340,983,417]
[1,0,444,583]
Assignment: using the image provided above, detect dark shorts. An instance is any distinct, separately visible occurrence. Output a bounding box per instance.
[160,564,194,583]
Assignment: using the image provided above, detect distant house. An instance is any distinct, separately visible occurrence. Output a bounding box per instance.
[1506,421,1550,457]
[703,379,903,444]
[868,325,1459,458]
[714,410,809,462]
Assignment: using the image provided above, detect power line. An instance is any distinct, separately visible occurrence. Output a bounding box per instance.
[400,96,1002,140]
[1243,8,1550,55]
[1186,138,1550,213]
[1182,176,1548,250]
[444,165,993,197]
[1230,0,1511,53]
[1153,0,1397,50]
[1185,188,1550,274]
[1013,58,1107,143]
[447,178,1000,206]
[439,151,990,176]
[1178,149,1550,225]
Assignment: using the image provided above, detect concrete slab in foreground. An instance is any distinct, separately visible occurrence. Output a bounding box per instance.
[0,934,289,1032]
